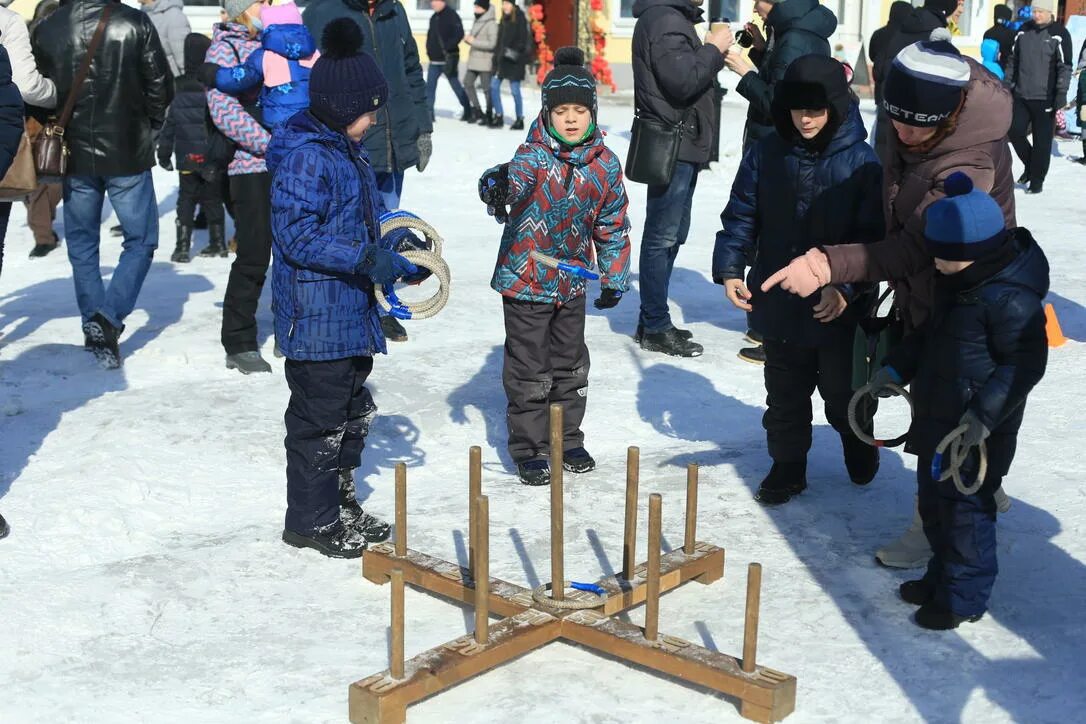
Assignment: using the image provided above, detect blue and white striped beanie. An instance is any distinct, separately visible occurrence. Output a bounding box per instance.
[883,30,970,128]
[541,46,597,120]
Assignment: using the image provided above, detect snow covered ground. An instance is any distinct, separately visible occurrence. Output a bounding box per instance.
[2,86,1085,724]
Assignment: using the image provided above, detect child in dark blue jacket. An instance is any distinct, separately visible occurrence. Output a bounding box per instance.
[712,54,885,505]
[868,174,1049,630]
[267,20,419,559]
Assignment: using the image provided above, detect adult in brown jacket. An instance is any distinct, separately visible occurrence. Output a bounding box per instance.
[760,37,1016,569]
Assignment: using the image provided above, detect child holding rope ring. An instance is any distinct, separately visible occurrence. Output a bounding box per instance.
[866,173,1048,630]
[477,47,631,487]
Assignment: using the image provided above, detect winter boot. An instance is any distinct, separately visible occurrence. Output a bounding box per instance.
[994,486,1011,514]
[737,346,766,365]
[875,497,932,569]
[171,220,193,263]
[744,328,764,345]
[517,459,550,486]
[460,106,476,122]
[1026,181,1043,195]
[477,109,492,126]
[225,350,272,374]
[337,469,392,543]
[1016,171,1030,185]
[200,223,229,258]
[381,316,408,342]
[282,519,367,559]
[634,323,692,344]
[639,327,703,357]
[109,224,123,237]
[0,511,8,539]
[562,447,596,474]
[510,117,525,131]
[82,313,123,370]
[29,232,59,258]
[842,434,880,485]
[755,461,807,505]
[914,602,983,630]
[899,578,935,606]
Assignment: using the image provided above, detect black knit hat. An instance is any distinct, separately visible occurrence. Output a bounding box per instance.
[474,0,490,9]
[882,33,970,128]
[541,47,597,120]
[923,0,958,19]
[309,19,389,129]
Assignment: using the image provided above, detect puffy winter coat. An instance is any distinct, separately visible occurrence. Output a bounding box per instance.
[0,6,55,107]
[303,0,432,174]
[872,6,947,99]
[206,22,268,176]
[869,1,911,104]
[885,229,1048,476]
[426,5,463,63]
[713,103,883,346]
[1007,20,1073,106]
[735,0,837,148]
[31,0,173,176]
[824,59,1016,333]
[487,117,631,304]
[466,6,497,74]
[493,6,531,82]
[0,45,23,183]
[981,39,1005,80]
[268,111,396,360]
[214,22,318,129]
[631,0,723,166]
[158,35,213,172]
[142,0,189,79]
[983,7,1016,72]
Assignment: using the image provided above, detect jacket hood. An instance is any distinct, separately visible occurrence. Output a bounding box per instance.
[888,1,912,27]
[989,228,1050,299]
[146,0,184,16]
[267,110,367,175]
[898,7,947,35]
[473,5,496,24]
[526,114,607,166]
[771,54,855,150]
[768,0,837,39]
[184,32,212,74]
[632,0,704,23]
[262,22,317,60]
[213,22,257,45]
[980,38,1000,63]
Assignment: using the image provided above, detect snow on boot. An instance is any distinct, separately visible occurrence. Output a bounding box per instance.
[337,470,391,542]
[225,351,272,374]
[171,220,193,263]
[352,511,392,543]
[875,498,931,569]
[899,579,935,606]
[282,520,367,559]
[640,327,703,357]
[517,459,550,486]
[914,602,983,630]
[510,117,525,130]
[0,512,9,539]
[755,461,807,505]
[842,434,880,485]
[562,447,596,473]
[82,313,123,370]
[994,486,1011,514]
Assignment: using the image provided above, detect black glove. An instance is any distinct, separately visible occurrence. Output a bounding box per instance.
[594,288,622,309]
[158,156,173,172]
[479,164,510,224]
[444,54,460,78]
[360,246,418,286]
[198,62,221,88]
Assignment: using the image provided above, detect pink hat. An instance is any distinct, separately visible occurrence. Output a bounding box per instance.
[261,2,304,26]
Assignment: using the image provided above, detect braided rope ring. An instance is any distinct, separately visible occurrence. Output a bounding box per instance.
[932,426,989,496]
[847,382,913,448]
[531,582,607,611]
[373,213,451,320]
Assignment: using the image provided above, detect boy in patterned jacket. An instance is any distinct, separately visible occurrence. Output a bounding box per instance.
[478,47,631,486]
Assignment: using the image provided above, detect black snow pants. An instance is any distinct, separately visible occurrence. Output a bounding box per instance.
[177,171,225,228]
[221,172,272,355]
[502,295,590,463]
[1009,98,1056,186]
[284,355,376,534]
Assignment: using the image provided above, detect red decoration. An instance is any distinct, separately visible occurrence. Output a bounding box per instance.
[528,3,553,85]
[587,0,617,93]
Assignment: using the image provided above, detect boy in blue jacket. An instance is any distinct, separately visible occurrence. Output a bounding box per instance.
[267,19,420,558]
[713,54,885,505]
[868,174,1049,630]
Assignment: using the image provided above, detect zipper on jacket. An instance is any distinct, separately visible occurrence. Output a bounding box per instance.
[364,11,395,172]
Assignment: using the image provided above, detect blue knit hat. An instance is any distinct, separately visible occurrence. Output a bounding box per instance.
[924,173,1007,260]
[309,19,388,129]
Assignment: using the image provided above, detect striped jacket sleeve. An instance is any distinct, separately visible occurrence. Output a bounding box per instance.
[593,155,631,292]
[206,40,269,156]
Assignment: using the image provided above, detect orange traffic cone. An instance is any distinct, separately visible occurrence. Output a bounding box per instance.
[1045,303,1066,348]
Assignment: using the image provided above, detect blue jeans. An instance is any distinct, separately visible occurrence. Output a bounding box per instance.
[490,77,523,119]
[63,172,159,328]
[426,62,470,115]
[375,170,405,211]
[638,160,698,333]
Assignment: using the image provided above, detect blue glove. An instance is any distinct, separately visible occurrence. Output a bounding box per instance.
[958,410,990,450]
[479,164,510,224]
[594,288,622,309]
[867,366,903,400]
[361,246,417,285]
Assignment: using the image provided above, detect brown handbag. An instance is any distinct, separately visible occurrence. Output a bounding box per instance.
[33,4,114,179]
[0,129,37,201]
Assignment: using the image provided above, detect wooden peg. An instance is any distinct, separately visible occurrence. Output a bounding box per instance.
[684,463,698,555]
[645,493,662,641]
[468,446,481,575]
[395,463,407,557]
[474,495,490,645]
[622,446,640,581]
[390,568,405,679]
[742,562,762,673]
[549,403,564,602]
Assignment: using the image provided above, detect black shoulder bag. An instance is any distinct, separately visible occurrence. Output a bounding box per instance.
[624,108,691,187]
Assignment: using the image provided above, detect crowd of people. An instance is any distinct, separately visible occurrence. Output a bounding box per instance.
[0,0,1071,631]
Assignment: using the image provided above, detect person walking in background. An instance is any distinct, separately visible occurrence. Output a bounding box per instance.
[206,0,275,374]
[1006,0,1072,195]
[139,0,189,80]
[629,0,730,358]
[32,0,173,370]
[983,4,1016,73]
[303,0,434,343]
[464,0,497,125]
[490,0,530,130]
[158,33,224,264]
[868,1,911,145]
[425,0,470,121]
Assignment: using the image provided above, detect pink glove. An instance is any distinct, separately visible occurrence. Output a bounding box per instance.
[760,248,832,298]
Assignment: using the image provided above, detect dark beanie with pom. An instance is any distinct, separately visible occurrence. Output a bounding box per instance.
[541,46,597,120]
[924,172,1007,261]
[309,18,389,128]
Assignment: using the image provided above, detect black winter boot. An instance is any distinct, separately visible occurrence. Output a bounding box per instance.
[755,461,807,505]
[510,117,525,131]
[914,602,983,630]
[0,512,9,539]
[639,327,703,357]
[488,113,505,128]
[899,579,935,606]
[200,223,229,258]
[842,434,880,485]
[562,447,595,473]
[171,220,193,263]
[1016,171,1030,185]
[460,106,476,122]
[517,459,550,486]
[282,520,367,558]
[737,346,766,365]
[477,109,492,126]
[338,469,392,543]
[82,313,123,370]
[634,323,692,344]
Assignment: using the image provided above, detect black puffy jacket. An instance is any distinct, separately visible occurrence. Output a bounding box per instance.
[886,230,1049,475]
[631,0,725,166]
[493,6,531,82]
[712,100,884,347]
[31,0,173,176]
[872,7,946,99]
[0,46,23,184]
[426,5,464,63]
[158,33,211,173]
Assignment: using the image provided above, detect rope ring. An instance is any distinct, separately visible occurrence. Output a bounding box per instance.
[932,425,989,496]
[374,213,450,321]
[531,582,607,610]
[847,382,913,449]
